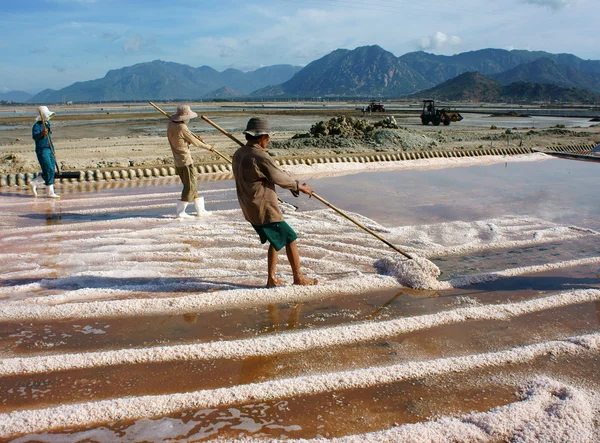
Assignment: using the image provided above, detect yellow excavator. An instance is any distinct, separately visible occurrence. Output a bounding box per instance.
[420,100,463,126]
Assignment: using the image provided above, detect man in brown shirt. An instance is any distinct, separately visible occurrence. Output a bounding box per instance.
[233,117,317,288]
[167,105,213,218]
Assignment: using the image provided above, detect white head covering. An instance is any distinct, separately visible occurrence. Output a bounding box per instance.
[170,105,198,122]
[36,105,55,122]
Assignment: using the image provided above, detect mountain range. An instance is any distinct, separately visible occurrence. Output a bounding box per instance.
[11,46,600,103]
[411,72,600,103]
[30,61,302,103]
[256,46,600,99]
[0,90,33,102]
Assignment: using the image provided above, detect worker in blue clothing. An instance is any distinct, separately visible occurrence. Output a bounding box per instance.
[30,106,59,198]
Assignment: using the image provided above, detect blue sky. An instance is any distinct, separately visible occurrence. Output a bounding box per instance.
[1,0,597,93]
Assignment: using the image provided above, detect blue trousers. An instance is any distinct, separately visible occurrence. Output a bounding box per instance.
[35,147,56,185]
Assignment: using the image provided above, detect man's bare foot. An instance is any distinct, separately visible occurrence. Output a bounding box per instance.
[293,277,318,286]
[266,277,286,288]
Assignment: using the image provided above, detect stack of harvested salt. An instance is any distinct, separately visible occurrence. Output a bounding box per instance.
[375,256,442,290]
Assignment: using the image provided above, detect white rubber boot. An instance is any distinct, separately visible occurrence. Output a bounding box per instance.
[29,176,44,197]
[47,184,60,198]
[193,197,210,217]
[176,200,193,219]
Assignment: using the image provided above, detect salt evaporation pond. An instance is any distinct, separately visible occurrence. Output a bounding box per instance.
[0,154,599,442]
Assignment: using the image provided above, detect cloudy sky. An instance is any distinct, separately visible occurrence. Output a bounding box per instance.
[1,0,597,93]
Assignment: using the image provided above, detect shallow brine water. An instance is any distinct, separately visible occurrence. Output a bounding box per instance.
[0,155,599,442]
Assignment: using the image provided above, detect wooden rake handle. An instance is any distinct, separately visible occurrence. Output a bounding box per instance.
[311,192,414,260]
[201,115,245,147]
[201,114,412,259]
[202,114,412,257]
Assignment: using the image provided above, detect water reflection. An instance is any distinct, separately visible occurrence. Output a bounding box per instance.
[265,302,302,333]
[239,303,302,385]
[365,289,440,321]
[43,199,63,226]
[183,313,198,324]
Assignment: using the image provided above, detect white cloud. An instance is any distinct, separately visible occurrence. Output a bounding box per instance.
[419,32,463,51]
[124,35,141,53]
[520,0,578,10]
[219,47,235,58]
[123,35,158,54]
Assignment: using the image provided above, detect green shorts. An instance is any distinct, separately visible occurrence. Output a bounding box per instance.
[252,221,298,251]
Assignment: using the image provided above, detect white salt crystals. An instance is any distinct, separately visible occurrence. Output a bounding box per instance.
[374,255,442,289]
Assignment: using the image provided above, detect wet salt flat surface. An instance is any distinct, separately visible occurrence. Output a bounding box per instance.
[0,154,599,442]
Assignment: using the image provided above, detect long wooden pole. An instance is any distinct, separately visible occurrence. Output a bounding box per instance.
[38,110,61,176]
[200,115,245,147]
[311,193,414,260]
[201,115,414,260]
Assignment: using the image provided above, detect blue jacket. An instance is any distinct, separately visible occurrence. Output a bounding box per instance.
[32,121,52,150]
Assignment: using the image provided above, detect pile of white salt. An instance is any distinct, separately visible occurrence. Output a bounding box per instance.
[374,255,442,289]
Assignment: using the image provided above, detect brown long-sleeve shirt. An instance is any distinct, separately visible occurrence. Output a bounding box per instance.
[232,144,299,225]
[167,120,211,167]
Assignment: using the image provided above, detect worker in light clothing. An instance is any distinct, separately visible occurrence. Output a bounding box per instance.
[232,117,317,288]
[167,105,213,218]
[30,106,59,198]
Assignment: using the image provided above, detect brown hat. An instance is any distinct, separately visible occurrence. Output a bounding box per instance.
[243,117,270,137]
[170,105,198,121]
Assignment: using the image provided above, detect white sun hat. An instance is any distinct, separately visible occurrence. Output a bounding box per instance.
[170,105,198,122]
[36,105,55,122]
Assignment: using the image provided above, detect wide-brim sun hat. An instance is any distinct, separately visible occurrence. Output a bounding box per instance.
[36,105,55,121]
[171,104,198,121]
[243,117,271,137]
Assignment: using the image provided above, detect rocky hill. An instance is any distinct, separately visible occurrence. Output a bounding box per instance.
[253,45,430,98]
[254,46,600,98]
[410,72,502,101]
[26,46,600,102]
[29,61,302,103]
[501,81,600,103]
[400,48,600,86]
[0,90,32,103]
[204,86,244,99]
[490,58,600,94]
[411,72,600,103]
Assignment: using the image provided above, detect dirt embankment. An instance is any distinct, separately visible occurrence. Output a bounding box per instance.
[0,110,599,174]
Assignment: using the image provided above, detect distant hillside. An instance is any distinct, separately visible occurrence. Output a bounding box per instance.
[490,58,600,94]
[25,46,600,102]
[502,81,600,103]
[29,61,302,103]
[0,90,32,102]
[252,46,600,99]
[411,72,600,103]
[252,45,429,97]
[400,48,600,87]
[410,72,502,101]
[204,86,244,99]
